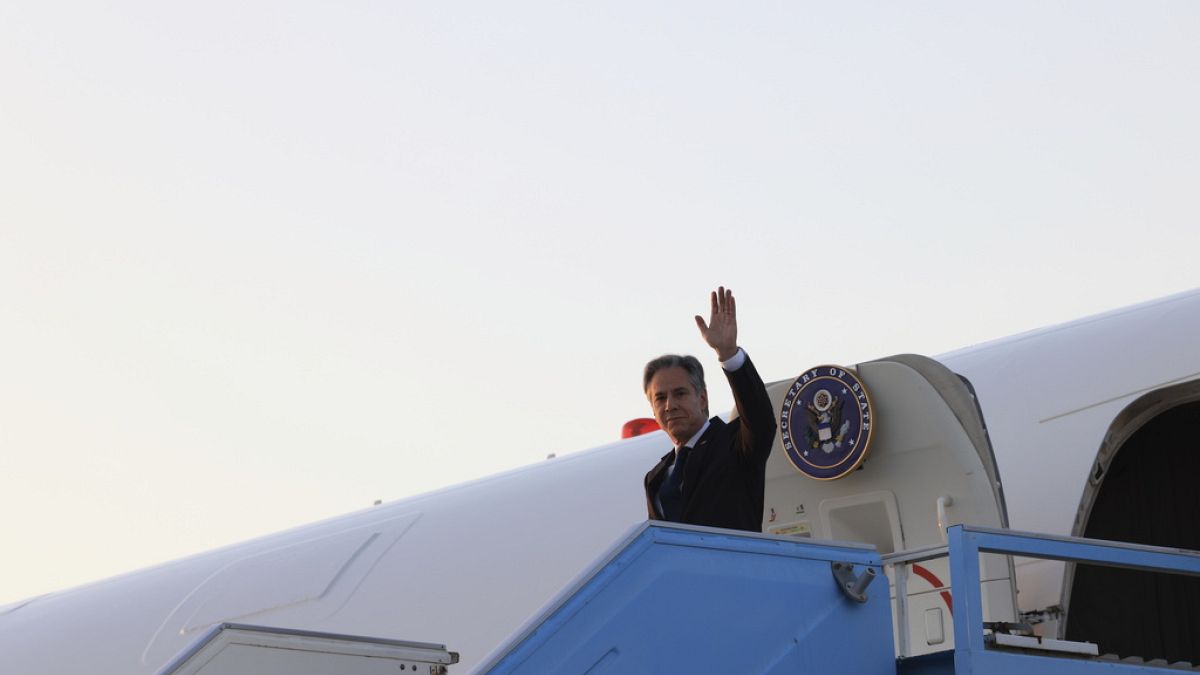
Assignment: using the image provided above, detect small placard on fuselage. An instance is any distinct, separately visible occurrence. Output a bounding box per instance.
[768,521,812,538]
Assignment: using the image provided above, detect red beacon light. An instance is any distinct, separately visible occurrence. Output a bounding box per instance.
[621,418,661,439]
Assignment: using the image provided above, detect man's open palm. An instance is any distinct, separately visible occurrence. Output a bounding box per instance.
[695,287,738,362]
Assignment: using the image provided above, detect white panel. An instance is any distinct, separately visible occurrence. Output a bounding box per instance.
[164,625,456,675]
[923,607,944,645]
[197,644,414,675]
[142,512,422,667]
[184,530,378,632]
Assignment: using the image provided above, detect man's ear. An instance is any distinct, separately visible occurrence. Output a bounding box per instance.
[700,389,709,417]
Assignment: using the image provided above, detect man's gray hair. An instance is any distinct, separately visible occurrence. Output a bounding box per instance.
[643,354,707,397]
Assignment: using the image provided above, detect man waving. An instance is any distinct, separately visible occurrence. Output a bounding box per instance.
[642,287,777,532]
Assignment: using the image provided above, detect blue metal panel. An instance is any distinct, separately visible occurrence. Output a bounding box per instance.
[481,523,896,674]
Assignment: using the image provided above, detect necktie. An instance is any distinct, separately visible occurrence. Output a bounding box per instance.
[657,446,692,521]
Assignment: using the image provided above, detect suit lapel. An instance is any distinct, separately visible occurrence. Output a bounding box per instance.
[645,450,674,519]
[648,450,673,487]
[680,418,723,497]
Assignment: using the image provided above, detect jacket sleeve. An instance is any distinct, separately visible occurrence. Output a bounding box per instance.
[723,352,777,465]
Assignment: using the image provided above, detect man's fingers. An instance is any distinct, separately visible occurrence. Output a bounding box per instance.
[712,287,734,317]
[695,315,709,334]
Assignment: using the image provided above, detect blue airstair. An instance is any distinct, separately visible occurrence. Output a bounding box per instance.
[478,523,1200,674]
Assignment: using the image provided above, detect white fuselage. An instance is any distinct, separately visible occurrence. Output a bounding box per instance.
[3,289,1198,674]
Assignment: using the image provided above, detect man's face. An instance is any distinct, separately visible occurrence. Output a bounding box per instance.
[646,366,708,446]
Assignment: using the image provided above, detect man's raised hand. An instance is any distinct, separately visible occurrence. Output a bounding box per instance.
[695,286,738,362]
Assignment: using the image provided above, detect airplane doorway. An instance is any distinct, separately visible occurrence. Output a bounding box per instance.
[1065,399,1200,663]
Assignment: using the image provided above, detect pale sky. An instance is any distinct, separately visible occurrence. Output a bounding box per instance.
[2,2,1198,606]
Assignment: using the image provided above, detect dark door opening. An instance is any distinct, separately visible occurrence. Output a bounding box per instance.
[1065,401,1200,663]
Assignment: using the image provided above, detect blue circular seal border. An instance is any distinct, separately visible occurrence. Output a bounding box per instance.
[779,365,875,480]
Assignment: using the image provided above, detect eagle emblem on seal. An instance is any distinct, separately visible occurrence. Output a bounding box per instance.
[804,388,851,454]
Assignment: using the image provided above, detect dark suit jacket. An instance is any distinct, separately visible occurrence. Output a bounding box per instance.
[643,353,776,532]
